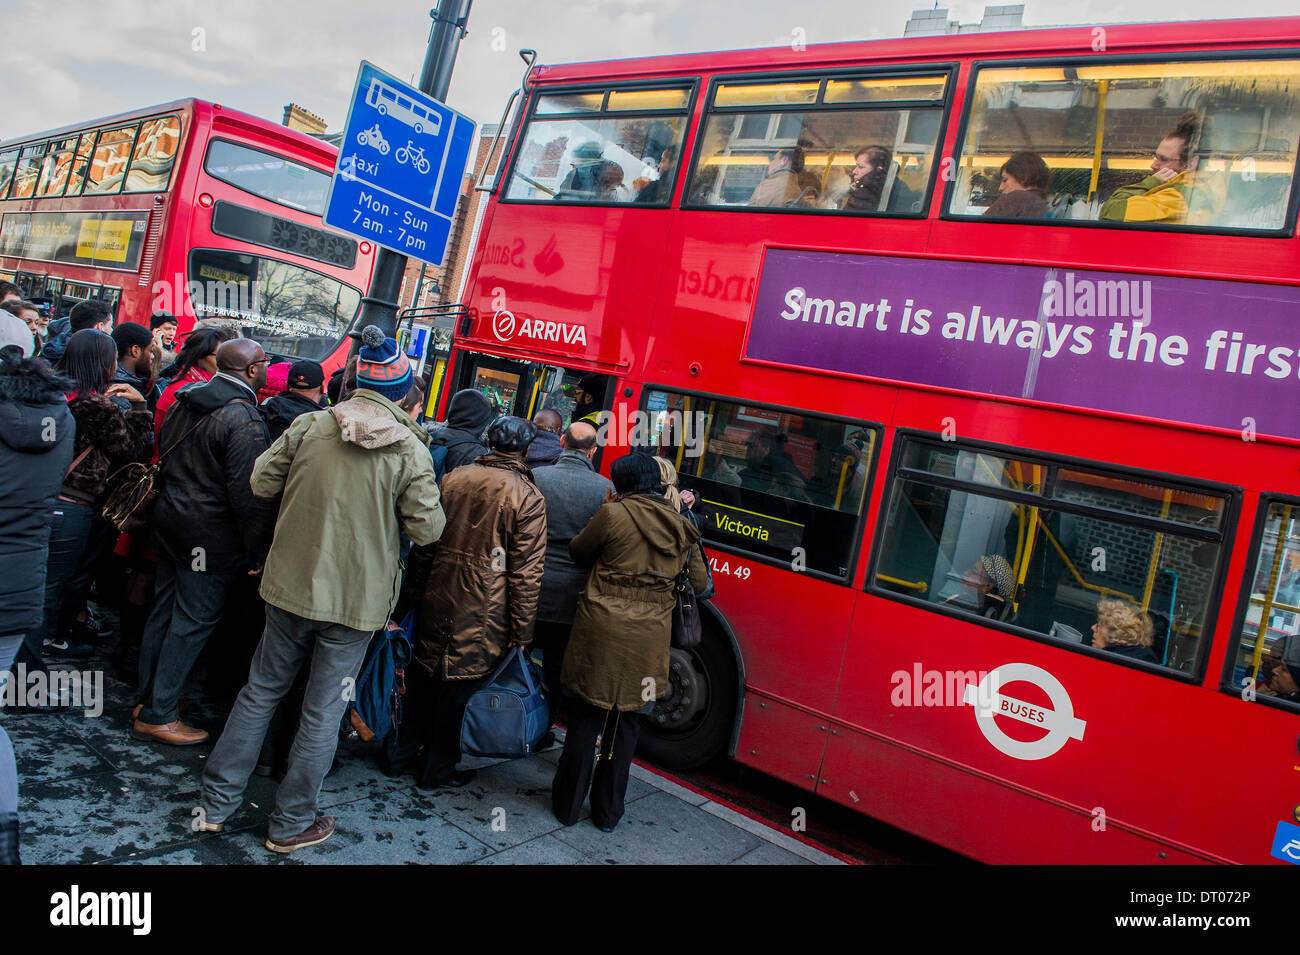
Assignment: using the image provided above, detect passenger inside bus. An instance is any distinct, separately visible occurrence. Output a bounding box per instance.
[634,147,677,203]
[739,428,809,500]
[748,147,818,208]
[982,151,1050,218]
[944,554,1016,621]
[1100,112,1203,224]
[1089,598,1158,664]
[834,146,922,214]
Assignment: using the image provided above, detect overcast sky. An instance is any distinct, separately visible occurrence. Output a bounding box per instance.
[4,0,1298,141]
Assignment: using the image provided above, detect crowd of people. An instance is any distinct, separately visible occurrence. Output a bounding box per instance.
[0,298,710,860]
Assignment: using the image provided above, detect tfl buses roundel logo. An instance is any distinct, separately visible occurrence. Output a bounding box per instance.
[960,663,1087,761]
[492,308,516,342]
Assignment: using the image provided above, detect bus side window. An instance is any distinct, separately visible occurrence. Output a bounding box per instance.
[872,437,1228,673]
[643,387,878,580]
[1229,500,1300,710]
[82,124,139,196]
[951,58,1300,231]
[503,86,692,206]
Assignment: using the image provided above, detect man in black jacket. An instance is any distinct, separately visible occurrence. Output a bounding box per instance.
[133,339,275,746]
[261,360,325,442]
[427,388,493,476]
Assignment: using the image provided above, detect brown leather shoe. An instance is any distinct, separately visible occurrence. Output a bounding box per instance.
[265,815,335,854]
[130,719,209,745]
[130,702,186,724]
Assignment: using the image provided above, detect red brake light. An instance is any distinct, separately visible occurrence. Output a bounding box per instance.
[198,193,214,207]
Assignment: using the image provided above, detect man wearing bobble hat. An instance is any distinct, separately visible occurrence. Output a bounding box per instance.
[199,325,446,854]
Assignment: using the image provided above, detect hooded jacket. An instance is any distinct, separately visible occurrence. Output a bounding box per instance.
[561,492,709,711]
[428,388,494,476]
[151,374,274,574]
[0,360,75,636]
[253,388,445,631]
[260,389,324,442]
[523,427,562,468]
[38,326,72,365]
[413,451,547,680]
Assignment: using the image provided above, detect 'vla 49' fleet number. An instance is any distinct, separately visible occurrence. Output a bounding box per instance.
[708,556,751,580]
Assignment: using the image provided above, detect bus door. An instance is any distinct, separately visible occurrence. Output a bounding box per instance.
[449,349,613,433]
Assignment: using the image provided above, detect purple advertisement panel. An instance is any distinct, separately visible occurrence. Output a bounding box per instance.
[744,249,1300,441]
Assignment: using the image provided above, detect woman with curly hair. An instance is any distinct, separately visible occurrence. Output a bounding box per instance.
[1091,598,1157,664]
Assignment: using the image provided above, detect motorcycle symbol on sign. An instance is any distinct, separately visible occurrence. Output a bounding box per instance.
[395,140,431,175]
[356,124,389,155]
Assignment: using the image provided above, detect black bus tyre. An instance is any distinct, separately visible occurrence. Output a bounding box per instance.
[637,624,738,771]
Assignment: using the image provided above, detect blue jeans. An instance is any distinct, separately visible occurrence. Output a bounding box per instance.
[137,557,234,725]
[22,499,96,667]
[0,632,23,814]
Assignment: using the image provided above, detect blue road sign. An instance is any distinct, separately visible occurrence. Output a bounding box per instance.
[324,61,476,266]
[1271,820,1300,864]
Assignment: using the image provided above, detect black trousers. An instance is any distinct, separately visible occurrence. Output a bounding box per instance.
[533,619,572,724]
[390,665,484,786]
[552,697,641,830]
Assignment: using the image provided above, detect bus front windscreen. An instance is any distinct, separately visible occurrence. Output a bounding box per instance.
[187,249,361,360]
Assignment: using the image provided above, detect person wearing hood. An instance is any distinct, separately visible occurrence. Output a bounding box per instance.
[401,415,547,789]
[428,387,494,475]
[525,408,563,468]
[552,452,711,832]
[199,326,444,854]
[40,300,113,366]
[133,338,276,747]
[260,360,326,441]
[0,335,74,864]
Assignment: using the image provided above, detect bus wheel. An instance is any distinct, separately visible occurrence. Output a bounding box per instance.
[637,626,738,771]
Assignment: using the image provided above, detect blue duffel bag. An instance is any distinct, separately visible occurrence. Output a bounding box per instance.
[459,645,550,758]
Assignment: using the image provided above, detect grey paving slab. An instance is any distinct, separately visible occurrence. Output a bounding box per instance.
[474,833,596,865]
[628,762,711,806]
[239,788,495,865]
[697,800,844,865]
[549,791,764,864]
[8,721,114,785]
[408,755,565,851]
[729,842,816,865]
[20,769,266,865]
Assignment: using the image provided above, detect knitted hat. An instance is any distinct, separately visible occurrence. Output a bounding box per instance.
[355,325,412,402]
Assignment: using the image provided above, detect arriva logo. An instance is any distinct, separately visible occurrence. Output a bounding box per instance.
[491,308,587,346]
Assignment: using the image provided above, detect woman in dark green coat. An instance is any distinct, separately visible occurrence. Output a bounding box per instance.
[553,453,710,832]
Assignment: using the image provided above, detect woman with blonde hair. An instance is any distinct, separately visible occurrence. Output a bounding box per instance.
[1091,598,1157,664]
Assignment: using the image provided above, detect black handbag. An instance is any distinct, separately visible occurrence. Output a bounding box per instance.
[671,566,703,649]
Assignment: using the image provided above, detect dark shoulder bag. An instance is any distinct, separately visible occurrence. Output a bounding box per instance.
[101,413,210,534]
[671,541,707,650]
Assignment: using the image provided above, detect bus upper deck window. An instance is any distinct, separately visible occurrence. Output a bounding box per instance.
[505,85,693,206]
[951,58,1300,232]
[83,125,139,195]
[687,72,947,214]
[125,115,181,192]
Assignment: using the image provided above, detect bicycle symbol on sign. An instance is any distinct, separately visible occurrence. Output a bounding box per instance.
[356,124,389,155]
[395,140,431,175]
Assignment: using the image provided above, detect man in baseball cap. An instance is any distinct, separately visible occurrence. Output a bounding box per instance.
[261,359,326,442]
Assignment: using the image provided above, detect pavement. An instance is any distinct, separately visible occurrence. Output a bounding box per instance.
[5,652,841,866]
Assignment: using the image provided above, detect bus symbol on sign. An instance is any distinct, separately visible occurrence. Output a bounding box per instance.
[961,663,1086,761]
[367,79,442,137]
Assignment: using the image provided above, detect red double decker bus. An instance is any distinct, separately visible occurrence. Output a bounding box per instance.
[442,17,1300,864]
[0,99,375,367]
